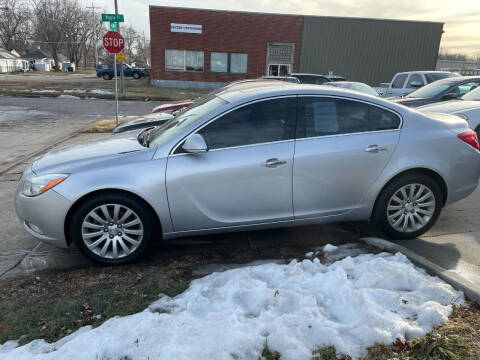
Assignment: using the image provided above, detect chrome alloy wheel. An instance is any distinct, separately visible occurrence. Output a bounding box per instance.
[81,204,144,259]
[386,184,435,233]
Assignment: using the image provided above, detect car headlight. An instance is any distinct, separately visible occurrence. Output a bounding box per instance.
[23,174,68,197]
[456,113,469,121]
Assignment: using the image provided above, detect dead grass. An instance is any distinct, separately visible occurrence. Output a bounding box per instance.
[82,116,135,133]
[0,77,208,101]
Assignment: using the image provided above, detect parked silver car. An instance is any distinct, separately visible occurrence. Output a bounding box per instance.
[16,82,480,264]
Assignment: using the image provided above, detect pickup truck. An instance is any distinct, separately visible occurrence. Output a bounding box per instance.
[96,64,149,80]
[376,71,460,97]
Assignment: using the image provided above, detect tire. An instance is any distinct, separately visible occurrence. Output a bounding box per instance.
[70,193,156,265]
[132,72,141,79]
[372,173,443,239]
[102,73,112,80]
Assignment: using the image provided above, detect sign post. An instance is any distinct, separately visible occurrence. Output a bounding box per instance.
[102,31,125,125]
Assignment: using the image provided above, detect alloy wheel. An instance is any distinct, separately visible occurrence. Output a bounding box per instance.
[81,204,144,259]
[386,183,435,233]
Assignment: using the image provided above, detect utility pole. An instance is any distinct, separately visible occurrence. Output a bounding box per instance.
[114,0,125,94]
[86,3,101,69]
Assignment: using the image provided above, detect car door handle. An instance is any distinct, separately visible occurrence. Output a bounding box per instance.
[365,145,387,153]
[261,158,287,168]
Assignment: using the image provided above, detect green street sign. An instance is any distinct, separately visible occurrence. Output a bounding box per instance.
[109,22,117,31]
[102,13,124,22]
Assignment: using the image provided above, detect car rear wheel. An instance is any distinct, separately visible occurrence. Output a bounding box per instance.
[373,173,443,239]
[132,72,141,79]
[70,193,155,265]
[102,73,112,80]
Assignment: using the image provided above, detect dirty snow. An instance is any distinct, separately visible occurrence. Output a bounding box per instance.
[63,89,86,94]
[56,95,80,99]
[0,249,463,360]
[32,89,57,93]
[323,244,338,252]
[89,89,113,95]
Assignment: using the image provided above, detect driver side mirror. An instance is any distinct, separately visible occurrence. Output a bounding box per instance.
[182,134,208,153]
[410,81,423,88]
[442,92,458,100]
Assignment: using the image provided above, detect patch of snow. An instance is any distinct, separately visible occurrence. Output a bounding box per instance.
[305,251,314,257]
[57,95,80,99]
[323,243,370,262]
[32,89,57,93]
[323,244,338,252]
[89,89,113,95]
[63,89,86,94]
[0,341,18,353]
[0,251,463,360]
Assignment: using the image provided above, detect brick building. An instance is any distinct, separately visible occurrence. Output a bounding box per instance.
[149,6,444,88]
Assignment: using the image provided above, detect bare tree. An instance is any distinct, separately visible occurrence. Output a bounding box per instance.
[63,7,102,69]
[122,25,138,64]
[30,0,77,70]
[0,0,31,51]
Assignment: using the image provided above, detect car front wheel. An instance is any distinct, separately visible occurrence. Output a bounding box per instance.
[132,72,141,79]
[102,73,112,80]
[373,173,443,239]
[70,193,155,265]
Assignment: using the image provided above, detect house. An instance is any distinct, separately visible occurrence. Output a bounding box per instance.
[21,48,54,71]
[0,48,28,72]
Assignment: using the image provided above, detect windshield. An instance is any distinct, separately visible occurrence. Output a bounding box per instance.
[462,86,480,101]
[405,79,454,98]
[424,72,459,83]
[149,95,228,147]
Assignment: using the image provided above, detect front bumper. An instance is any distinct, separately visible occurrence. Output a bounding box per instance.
[15,186,72,249]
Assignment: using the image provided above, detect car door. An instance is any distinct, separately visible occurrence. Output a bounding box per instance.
[293,96,401,219]
[386,73,408,97]
[166,97,297,232]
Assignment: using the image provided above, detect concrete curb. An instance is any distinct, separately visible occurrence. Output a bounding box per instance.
[360,237,480,304]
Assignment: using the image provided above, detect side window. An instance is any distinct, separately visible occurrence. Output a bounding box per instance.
[198,98,296,150]
[456,82,480,97]
[406,74,424,88]
[391,74,408,89]
[297,97,400,138]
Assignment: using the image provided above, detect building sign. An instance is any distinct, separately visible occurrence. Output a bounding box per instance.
[171,23,202,34]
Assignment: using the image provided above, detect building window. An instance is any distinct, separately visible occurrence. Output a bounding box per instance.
[165,49,204,72]
[210,52,248,74]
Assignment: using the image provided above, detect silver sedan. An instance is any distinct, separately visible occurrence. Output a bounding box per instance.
[16,81,480,264]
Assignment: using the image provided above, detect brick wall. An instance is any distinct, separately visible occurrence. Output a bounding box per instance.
[149,6,303,83]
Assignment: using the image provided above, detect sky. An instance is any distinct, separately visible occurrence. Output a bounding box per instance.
[84,0,480,58]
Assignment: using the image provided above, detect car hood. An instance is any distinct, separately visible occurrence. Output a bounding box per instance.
[418,100,480,114]
[32,131,152,175]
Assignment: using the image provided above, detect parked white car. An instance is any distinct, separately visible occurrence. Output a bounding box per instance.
[377,71,460,97]
[419,86,480,137]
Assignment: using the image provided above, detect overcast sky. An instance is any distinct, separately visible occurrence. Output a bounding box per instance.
[84,0,480,57]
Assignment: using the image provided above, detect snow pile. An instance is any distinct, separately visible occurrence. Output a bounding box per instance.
[89,89,113,95]
[57,95,80,99]
[0,250,463,360]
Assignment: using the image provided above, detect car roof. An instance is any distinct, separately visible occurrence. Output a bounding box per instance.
[215,82,401,110]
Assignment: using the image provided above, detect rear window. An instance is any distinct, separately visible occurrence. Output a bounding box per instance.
[425,72,460,83]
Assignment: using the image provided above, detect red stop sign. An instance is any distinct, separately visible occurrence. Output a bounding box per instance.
[103,31,125,53]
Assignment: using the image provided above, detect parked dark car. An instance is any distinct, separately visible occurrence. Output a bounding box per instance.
[390,76,480,107]
[96,64,149,80]
[290,73,331,84]
[112,113,174,134]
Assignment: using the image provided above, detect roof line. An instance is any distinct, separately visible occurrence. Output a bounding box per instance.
[148,5,444,25]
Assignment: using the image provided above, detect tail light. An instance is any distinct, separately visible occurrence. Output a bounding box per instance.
[458,131,479,150]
